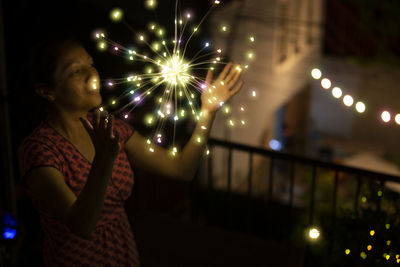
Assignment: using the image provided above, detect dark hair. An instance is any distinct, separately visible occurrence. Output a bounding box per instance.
[29,35,80,88]
[25,35,81,122]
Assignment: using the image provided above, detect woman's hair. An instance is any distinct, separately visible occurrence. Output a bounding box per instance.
[29,35,80,88]
[25,34,81,122]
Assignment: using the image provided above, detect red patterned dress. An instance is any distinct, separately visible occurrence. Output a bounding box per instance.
[18,113,140,266]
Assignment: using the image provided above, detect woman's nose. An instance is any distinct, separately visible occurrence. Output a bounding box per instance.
[85,67,100,90]
[85,65,97,78]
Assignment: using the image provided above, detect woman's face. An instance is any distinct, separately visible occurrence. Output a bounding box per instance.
[50,43,102,113]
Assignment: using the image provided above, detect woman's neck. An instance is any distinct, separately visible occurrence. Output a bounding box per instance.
[46,109,89,142]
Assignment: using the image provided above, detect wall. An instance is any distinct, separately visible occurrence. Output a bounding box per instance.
[205,0,324,194]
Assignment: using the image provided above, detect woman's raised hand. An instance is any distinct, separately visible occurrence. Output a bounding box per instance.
[200,62,244,114]
[80,110,120,161]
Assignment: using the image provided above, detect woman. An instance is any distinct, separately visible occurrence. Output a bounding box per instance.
[18,38,243,266]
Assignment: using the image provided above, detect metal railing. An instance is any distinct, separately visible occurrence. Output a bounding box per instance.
[191,137,400,265]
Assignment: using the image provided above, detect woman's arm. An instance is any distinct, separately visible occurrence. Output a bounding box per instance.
[125,63,243,180]
[26,157,114,239]
[26,111,120,239]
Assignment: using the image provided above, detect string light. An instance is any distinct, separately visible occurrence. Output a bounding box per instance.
[93,0,254,152]
[331,87,342,98]
[309,68,400,127]
[145,0,157,9]
[110,8,123,22]
[381,111,391,123]
[395,114,400,125]
[308,227,320,240]
[343,95,354,107]
[360,252,367,259]
[311,68,322,79]
[370,230,375,236]
[355,101,366,113]
[321,78,331,89]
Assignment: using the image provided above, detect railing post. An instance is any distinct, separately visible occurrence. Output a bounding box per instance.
[227,148,232,193]
[377,179,384,213]
[329,170,339,251]
[309,165,317,226]
[354,175,362,217]
[288,160,295,236]
[247,152,253,233]
[267,157,275,203]
[207,146,213,191]
[227,148,233,228]
[248,153,253,197]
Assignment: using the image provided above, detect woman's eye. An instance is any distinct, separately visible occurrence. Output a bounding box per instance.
[70,69,81,76]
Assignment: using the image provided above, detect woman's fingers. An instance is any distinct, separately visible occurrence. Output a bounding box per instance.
[227,67,242,89]
[224,64,240,85]
[205,70,213,85]
[215,62,232,83]
[99,110,109,130]
[107,115,114,138]
[229,81,244,97]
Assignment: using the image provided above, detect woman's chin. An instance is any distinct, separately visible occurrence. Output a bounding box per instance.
[89,95,102,110]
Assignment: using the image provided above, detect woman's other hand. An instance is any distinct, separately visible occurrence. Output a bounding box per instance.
[200,62,244,114]
[79,110,120,161]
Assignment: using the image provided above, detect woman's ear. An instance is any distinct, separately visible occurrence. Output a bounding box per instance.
[34,84,55,101]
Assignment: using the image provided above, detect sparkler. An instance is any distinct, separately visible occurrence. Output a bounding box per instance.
[93,0,255,154]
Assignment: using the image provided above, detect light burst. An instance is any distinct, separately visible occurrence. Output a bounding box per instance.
[93,0,255,152]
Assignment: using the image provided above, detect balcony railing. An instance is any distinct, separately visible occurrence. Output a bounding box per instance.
[190,137,400,266]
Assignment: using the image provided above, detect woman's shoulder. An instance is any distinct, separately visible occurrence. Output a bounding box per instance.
[19,122,57,151]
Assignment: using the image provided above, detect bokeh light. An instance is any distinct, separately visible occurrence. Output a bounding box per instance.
[343,95,354,107]
[381,111,391,123]
[308,227,320,240]
[110,8,123,22]
[321,78,331,89]
[355,101,366,113]
[269,139,282,151]
[395,114,400,125]
[311,68,322,79]
[145,0,157,9]
[331,87,342,98]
